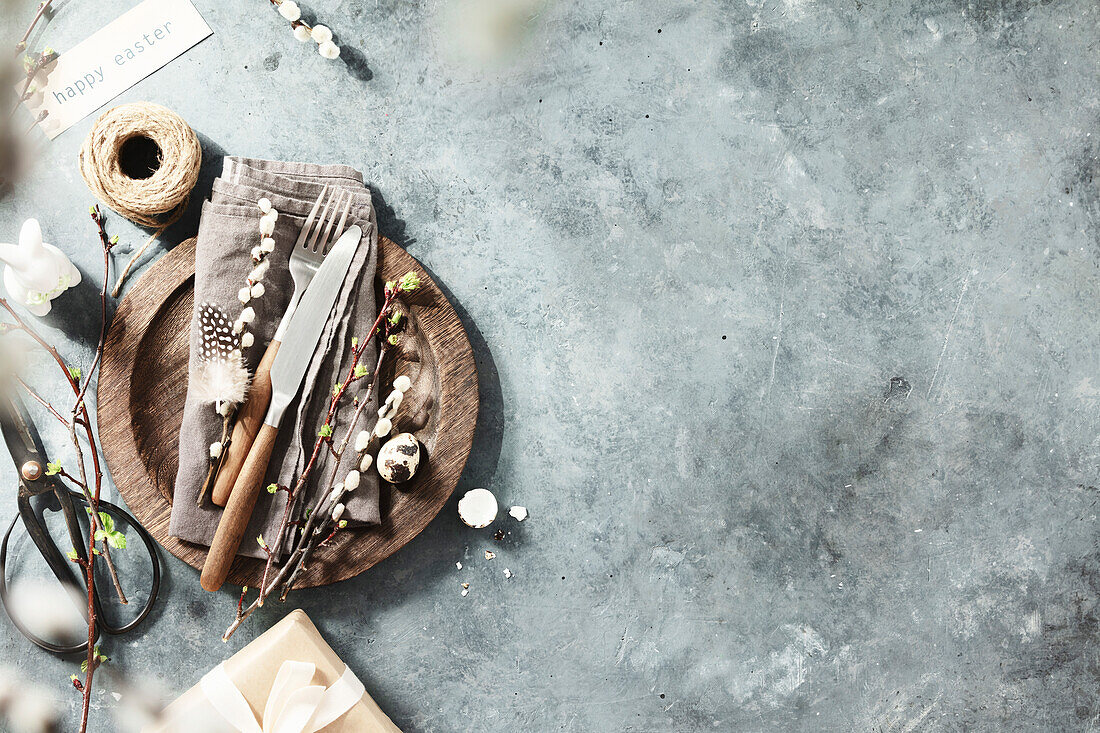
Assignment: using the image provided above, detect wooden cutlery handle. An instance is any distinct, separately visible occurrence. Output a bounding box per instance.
[211,340,280,507]
[200,422,280,592]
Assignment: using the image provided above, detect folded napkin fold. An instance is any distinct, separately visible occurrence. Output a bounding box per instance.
[169,158,382,557]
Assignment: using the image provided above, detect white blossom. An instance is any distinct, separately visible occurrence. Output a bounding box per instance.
[251,282,266,298]
[386,390,403,411]
[318,41,341,59]
[209,442,222,459]
[311,24,333,43]
[278,0,301,21]
[233,320,245,335]
[326,486,342,508]
[374,417,392,438]
[331,503,345,522]
[261,237,276,253]
[238,286,251,304]
[359,453,373,472]
[218,401,233,416]
[241,332,255,348]
[354,430,371,453]
[251,245,264,260]
[259,214,276,237]
[293,24,312,42]
[258,198,272,214]
[393,375,411,393]
[344,470,360,491]
[249,259,270,281]
[239,307,256,324]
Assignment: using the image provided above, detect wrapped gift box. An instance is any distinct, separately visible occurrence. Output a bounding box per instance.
[147,609,401,733]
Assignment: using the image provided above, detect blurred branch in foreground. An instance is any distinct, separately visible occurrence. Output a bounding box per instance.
[2,0,57,194]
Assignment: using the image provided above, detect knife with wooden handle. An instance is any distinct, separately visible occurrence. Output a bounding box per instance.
[200,224,363,592]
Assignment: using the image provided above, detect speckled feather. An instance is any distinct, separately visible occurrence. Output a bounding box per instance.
[190,303,250,406]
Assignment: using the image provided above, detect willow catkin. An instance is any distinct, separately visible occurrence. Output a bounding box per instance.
[78,103,201,296]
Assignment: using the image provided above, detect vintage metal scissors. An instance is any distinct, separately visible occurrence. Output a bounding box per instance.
[0,390,160,653]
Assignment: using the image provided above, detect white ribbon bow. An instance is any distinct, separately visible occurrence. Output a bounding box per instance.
[200,659,365,733]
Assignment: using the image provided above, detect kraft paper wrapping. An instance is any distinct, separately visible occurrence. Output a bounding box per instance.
[147,610,401,733]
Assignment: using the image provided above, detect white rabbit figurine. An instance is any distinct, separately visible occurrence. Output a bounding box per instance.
[0,219,81,316]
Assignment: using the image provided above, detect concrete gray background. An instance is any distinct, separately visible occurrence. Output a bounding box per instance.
[0,0,1098,730]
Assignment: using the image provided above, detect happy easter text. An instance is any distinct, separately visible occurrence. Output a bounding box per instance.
[51,21,175,105]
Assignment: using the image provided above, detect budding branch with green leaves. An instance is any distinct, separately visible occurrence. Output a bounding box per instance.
[224,271,421,640]
[0,205,127,733]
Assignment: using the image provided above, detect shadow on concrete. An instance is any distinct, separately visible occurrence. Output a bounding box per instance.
[159,131,228,250]
[341,45,374,83]
[366,185,415,250]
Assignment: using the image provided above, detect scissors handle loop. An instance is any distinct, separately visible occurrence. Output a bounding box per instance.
[0,491,161,655]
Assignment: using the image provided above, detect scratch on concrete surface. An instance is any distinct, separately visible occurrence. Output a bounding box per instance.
[901,699,939,732]
[766,295,784,399]
[615,624,632,665]
[728,625,825,706]
[926,267,972,400]
[1022,609,1042,641]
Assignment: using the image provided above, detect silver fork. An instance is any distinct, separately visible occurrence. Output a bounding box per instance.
[274,186,354,342]
[209,186,354,507]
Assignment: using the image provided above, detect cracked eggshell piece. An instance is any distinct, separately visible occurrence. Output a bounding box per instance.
[376,432,420,483]
[509,505,528,521]
[458,488,497,528]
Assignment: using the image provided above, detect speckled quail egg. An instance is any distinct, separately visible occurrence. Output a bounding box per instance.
[376,432,420,483]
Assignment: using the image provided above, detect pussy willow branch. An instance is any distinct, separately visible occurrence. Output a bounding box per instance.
[254,284,404,597]
[279,344,387,600]
[224,290,404,640]
[251,331,377,609]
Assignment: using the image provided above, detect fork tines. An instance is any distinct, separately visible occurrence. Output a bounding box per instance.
[300,187,354,255]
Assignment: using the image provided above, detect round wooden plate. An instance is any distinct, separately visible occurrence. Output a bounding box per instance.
[97,236,477,589]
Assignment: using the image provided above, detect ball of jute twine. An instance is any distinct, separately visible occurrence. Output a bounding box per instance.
[79,102,201,297]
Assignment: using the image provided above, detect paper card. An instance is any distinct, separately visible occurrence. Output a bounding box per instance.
[19,0,212,139]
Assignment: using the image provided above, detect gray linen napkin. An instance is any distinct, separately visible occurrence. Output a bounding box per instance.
[168,158,381,558]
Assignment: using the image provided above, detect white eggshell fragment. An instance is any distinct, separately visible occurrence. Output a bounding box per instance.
[509,505,528,521]
[376,432,420,483]
[458,488,497,528]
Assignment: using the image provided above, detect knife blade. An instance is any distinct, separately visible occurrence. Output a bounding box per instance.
[265,223,363,427]
[200,223,364,592]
